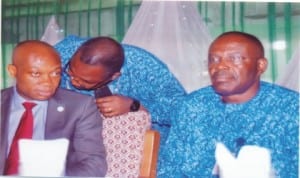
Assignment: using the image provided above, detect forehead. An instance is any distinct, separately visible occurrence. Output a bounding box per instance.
[70,55,109,80]
[13,43,60,66]
[209,35,258,55]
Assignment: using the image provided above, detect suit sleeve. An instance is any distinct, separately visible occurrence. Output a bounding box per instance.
[65,96,107,176]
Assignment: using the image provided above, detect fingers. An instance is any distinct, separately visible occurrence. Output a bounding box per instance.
[95,97,110,109]
[96,101,115,117]
[95,96,115,115]
[95,96,113,104]
[108,107,112,112]
[101,107,116,118]
[94,95,126,117]
[99,106,112,114]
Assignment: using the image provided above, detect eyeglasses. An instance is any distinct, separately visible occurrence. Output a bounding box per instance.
[63,61,113,90]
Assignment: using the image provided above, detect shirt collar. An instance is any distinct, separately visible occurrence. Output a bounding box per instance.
[12,86,48,108]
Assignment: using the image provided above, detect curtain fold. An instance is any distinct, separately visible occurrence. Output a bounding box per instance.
[122,1,212,92]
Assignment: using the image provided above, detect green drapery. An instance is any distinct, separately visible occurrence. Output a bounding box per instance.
[268,3,277,82]
[1,0,299,88]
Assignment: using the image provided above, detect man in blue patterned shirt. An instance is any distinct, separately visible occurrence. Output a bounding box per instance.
[54,35,186,145]
[158,31,299,177]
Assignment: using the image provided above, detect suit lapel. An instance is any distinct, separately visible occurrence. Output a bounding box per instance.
[45,89,66,139]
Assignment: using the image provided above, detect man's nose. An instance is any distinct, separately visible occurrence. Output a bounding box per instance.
[39,74,52,83]
[216,58,230,70]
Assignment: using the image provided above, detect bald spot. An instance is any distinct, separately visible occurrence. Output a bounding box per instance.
[12,40,61,66]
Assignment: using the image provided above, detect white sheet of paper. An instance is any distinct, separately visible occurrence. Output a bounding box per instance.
[18,138,69,177]
[215,142,274,178]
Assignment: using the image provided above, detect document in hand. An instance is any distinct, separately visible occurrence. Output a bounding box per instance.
[18,138,69,177]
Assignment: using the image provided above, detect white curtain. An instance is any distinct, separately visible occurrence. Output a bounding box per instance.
[122,0,212,92]
[276,45,300,92]
[40,15,64,46]
[41,3,299,93]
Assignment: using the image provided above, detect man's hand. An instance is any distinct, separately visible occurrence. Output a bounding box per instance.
[95,95,134,117]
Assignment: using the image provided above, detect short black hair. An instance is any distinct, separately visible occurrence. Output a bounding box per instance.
[73,36,125,74]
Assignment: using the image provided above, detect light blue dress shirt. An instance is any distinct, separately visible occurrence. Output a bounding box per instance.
[7,87,48,155]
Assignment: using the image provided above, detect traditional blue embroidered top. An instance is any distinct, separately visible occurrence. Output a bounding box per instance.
[54,35,187,144]
[158,81,299,178]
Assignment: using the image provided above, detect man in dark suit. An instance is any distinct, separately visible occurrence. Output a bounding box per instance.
[0,40,107,176]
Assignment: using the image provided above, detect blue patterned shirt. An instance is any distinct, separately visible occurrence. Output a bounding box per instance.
[54,35,187,144]
[158,81,299,178]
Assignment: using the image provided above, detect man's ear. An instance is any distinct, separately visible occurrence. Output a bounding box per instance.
[111,72,121,81]
[7,64,17,78]
[257,57,268,75]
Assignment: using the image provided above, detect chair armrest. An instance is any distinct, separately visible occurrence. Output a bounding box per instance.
[139,130,160,178]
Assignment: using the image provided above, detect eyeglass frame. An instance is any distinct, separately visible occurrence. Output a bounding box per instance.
[63,61,113,90]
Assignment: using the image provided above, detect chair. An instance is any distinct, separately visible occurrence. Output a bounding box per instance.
[139,130,160,178]
[102,111,160,178]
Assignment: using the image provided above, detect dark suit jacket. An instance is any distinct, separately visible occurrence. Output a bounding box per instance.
[0,87,107,176]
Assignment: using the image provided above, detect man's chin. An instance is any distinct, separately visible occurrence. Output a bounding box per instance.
[214,89,233,97]
[212,82,235,96]
[34,95,54,101]
[34,90,56,101]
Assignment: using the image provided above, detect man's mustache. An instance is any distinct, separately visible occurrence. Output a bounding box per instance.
[211,70,237,80]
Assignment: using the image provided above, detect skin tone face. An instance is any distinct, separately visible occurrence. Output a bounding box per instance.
[208,33,267,103]
[67,52,120,90]
[68,48,140,118]
[8,41,62,101]
[67,52,111,90]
